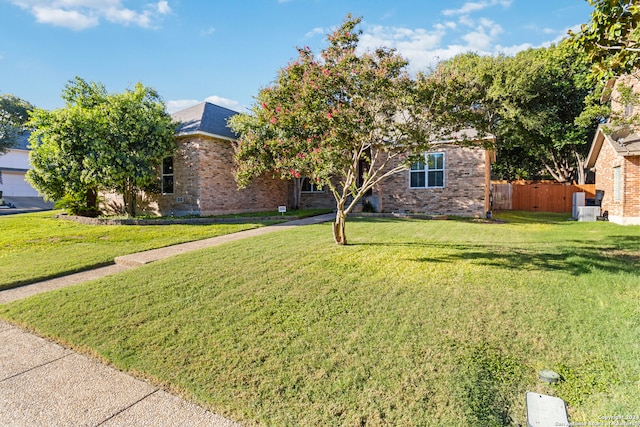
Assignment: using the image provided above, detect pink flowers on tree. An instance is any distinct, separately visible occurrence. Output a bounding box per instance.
[228,14,441,244]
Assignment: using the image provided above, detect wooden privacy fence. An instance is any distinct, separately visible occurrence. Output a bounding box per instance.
[491,181,596,213]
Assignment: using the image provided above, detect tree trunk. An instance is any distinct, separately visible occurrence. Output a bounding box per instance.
[128,186,137,217]
[123,181,137,217]
[574,150,586,185]
[85,188,98,210]
[292,177,301,210]
[332,209,347,245]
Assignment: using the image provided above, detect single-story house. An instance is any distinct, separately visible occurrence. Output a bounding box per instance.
[586,125,640,225]
[0,132,40,198]
[128,102,495,218]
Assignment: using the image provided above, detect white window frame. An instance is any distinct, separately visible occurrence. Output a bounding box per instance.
[410,152,445,188]
[613,166,622,202]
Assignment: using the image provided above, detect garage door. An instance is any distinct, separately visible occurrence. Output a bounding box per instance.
[0,171,40,197]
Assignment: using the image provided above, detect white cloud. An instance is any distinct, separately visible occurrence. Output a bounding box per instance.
[494,43,534,56]
[305,27,324,38]
[8,0,171,30]
[166,99,199,113]
[462,31,493,51]
[204,96,244,112]
[31,6,98,30]
[200,26,216,37]
[358,21,507,73]
[156,0,170,15]
[458,15,475,28]
[357,17,536,74]
[167,96,244,114]
[360,25,445,51]
[442,0,512,17]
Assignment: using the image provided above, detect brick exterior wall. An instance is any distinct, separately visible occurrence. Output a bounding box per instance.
[593,75,640,225]
[375,145,490,217]
[298,189,335,210]
[594,138,640,224]
[627,156,640,221]
[128,135,288,216]
[102,139,491,218]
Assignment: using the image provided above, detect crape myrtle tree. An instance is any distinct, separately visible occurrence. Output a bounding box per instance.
[0,94,34,154]
[27,77,177,216]
[229,15,446,245]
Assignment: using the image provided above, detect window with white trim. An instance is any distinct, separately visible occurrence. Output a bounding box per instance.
[410,152,445,188]
[613,166,622,202]
[301,177,323,192]
[162,157,174,194]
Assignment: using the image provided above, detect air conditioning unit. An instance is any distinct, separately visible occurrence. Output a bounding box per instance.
[577,206,600,222]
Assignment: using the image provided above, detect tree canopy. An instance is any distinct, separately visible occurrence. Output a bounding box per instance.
[27,77,177,216]
[422,42,605,183]
[570,0,640,80]
[0,94,34,154]
[229,15,446,244]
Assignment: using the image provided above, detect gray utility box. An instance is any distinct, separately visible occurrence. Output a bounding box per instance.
[526,392,568,427]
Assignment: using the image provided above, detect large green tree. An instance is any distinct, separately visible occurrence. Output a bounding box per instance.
[571,0,640,131]
[423,42,604,183]
[499,43,605,183]
[0,94,34,154]
[27,77,177,216]
[570,0,640,80]
[229,15,444,245]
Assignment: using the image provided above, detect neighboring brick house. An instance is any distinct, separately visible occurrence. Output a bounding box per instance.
[585,75,640,225]
[586,125,640,225]
[137,102,494,218]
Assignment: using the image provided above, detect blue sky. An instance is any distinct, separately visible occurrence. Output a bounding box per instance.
[0,0,594,113]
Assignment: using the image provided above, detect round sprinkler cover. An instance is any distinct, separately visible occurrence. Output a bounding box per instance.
[539,369,561,383]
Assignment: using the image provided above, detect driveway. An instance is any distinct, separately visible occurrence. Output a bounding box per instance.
[0,197,54,215]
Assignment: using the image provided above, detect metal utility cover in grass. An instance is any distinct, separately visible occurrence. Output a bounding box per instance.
[526,392,568,427]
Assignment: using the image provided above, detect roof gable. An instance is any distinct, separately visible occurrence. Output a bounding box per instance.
[171,102,239,140]
[587,125,640,168]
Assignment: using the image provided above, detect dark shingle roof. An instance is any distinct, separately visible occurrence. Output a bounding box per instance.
[9,131,31,150]
[171,102,239,140]
[607,126,640,155]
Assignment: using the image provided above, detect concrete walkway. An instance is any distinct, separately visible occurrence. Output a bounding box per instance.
[0,213,334,426]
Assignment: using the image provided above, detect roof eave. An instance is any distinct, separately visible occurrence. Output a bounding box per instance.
[586,125,606,168]
[175,130,237,142]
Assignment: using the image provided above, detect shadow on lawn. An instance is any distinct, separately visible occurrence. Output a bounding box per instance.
[361,240,639,276]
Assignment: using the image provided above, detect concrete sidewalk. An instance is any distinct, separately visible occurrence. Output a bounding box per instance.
[0,213,334,426]
[0,213,334,304]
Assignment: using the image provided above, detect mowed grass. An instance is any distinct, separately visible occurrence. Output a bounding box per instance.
[0,210,272,290]
[1,212,639,426]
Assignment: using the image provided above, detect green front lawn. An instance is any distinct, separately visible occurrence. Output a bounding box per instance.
[1,212,638,426]
[0,210,271,290]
